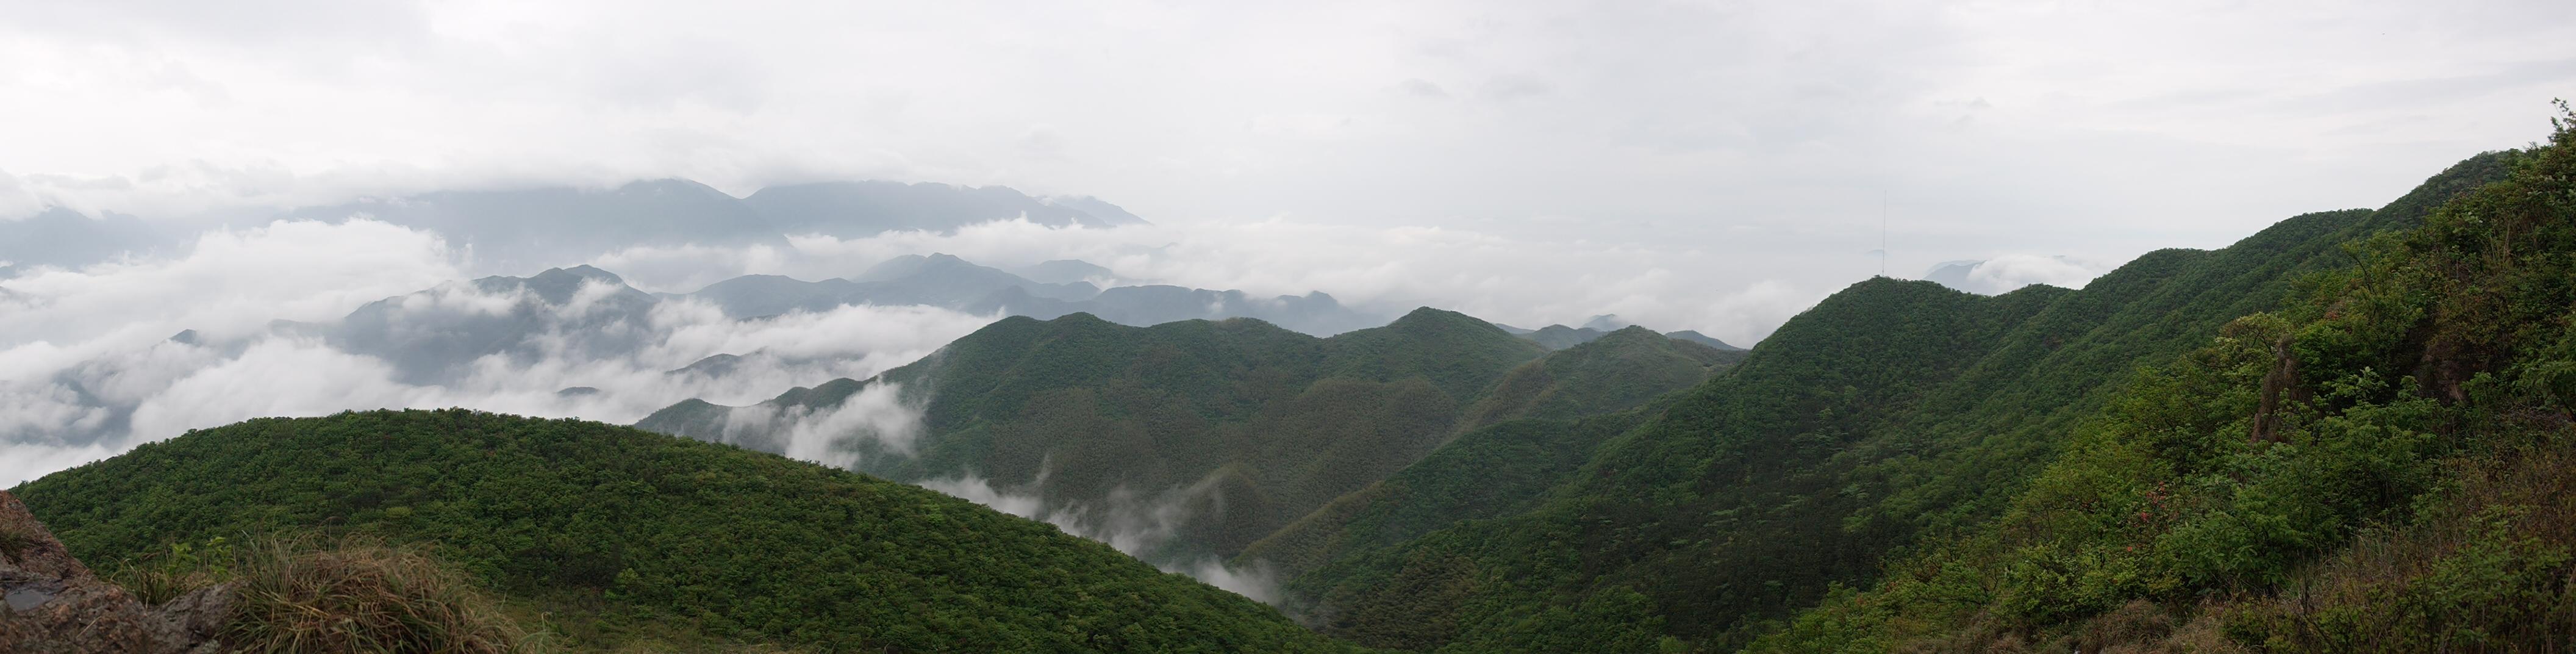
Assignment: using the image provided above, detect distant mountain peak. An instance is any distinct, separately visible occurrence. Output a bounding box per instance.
[527,265,629,290]
[1012,259,1139,286]
[1389,306,1489,329]
[1601,324,1664,338]
[1664,329,1744,351]
[1039,195,1151,226]
[614,178,731,198]
[743,180,1149,238]
[1048,311,1116,327]
[1580,314,1630,331]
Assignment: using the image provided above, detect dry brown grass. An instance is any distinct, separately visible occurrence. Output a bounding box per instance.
[0,524,40,562]
[110,534,541,653]
[2074,600,2175,653]
[220,536,535,653]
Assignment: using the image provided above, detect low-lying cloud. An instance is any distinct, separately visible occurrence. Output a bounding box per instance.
[1923,254,2112,295]
[711,381,929,470]
[0,219,997,486]
[920,472,1283,604]
[1964,254,2108,293]
[594,217,1848,347]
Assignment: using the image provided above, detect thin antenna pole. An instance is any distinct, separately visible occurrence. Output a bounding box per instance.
[1880,192,1888,277]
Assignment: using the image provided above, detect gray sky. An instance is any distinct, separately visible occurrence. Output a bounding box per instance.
[2,0,2574,340]
[4,0,2576,498]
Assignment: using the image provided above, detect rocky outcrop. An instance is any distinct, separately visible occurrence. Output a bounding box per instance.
[0,491,230,653]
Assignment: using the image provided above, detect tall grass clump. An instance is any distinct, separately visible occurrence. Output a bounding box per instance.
[0,524,40,563]
[111,534,539,653]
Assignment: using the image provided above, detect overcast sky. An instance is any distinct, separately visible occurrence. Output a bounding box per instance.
[4,0,2574,337]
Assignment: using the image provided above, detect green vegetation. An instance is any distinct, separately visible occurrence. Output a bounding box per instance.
[1257,130,2537,650]
[1240,404,1668,582]
[643,307,1736,564]
[1459,326,1744,431]
[20,108,2568,654]
[13,409,1353,653]
[1748,104,2576,653]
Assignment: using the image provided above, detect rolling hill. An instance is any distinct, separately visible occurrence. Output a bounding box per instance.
[9,409,1354,653]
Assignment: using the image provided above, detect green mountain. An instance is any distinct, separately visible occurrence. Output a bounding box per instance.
[1751,111,2576,653]
[1503,322,1748,351]
[678,253,1098,318]
[639,309,1743,568]
[1458,326,1746,431]
[641,309,1548,561]
[1238,404,1670,586]
[1254,144,2529,652]
[27,109,2564,654]
[9,409,1352,653]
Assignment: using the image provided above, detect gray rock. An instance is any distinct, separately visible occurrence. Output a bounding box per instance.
[0,490,223,653]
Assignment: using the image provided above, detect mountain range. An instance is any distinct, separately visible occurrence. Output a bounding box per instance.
[670,253,1389,336]
[290,179,1150,273]
[0,207,173,272]
[1,178,1150,275]
[1258,146,2542,652]
[635,310,1745,569]
[1495,315,1745,351]
[10,118,2576,652]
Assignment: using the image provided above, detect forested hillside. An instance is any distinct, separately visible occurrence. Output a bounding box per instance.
[10,409,1354,653]
[1256,140,2532,651]
[642,309,1741,565]
[1751,107,2576,653]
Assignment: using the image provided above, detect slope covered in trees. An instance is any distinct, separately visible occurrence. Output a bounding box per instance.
[1458,326,1745,431]
[10,409,1353,653]
[1258,141,2528,651]
[1751,107,2576,653]
[639,309,1742,566]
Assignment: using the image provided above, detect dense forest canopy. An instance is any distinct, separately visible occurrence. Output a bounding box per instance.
[639,309,1739,568]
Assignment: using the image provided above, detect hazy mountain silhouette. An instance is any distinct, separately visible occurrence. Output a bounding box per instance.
[0,207,173,271]
[329,265,659,384]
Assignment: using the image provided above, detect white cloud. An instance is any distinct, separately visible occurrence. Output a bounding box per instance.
[1,0,2566,299]
[125,338,424,442]
[915,470,1284,603]
[709,379,933,470]
[0,221,1000,486]
[593,218,1842,346]
[0,218,462,351]
[1962,254,2109,293]
[1920,254,2113,295]
[1179,559,1282,605]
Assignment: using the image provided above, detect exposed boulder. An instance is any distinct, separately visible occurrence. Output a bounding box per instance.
[0,490,226,653]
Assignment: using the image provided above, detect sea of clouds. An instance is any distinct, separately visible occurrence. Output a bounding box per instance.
[0,210,2108,606]
[0,218,996,486]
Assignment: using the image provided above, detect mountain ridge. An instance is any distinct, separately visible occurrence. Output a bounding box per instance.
[10,409,1353,652]
[1256,146,2530,651]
